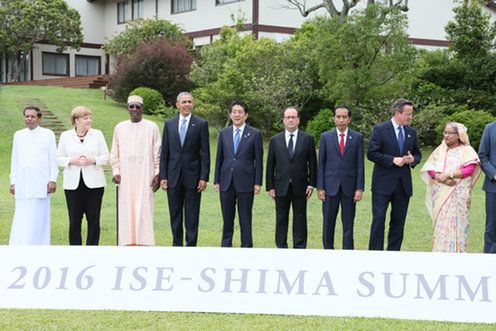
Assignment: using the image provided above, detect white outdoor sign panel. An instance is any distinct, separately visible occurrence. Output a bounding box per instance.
[0,246,495,323]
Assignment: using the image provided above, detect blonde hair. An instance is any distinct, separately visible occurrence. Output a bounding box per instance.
[70,106,93,126]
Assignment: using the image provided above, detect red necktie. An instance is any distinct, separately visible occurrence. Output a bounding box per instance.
[339,133,345,156]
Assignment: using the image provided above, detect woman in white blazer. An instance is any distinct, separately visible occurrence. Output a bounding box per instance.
[57,106,109,245]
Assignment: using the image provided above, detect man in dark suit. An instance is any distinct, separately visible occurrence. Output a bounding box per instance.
[214,100,263,248]
[368,98,421,251]
[266,106,317,249]
[159,92,210,246]
[479,122,496,253]
[317,105,364,250]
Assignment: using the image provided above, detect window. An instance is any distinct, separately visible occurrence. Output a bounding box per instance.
[117,1,128,24]
[216,0,242,4]
[42,52,69,76]
[172,0,196,14]
[132,0,143,20]
[75,55,100,76]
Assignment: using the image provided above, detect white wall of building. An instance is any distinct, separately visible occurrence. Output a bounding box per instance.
[17,0,496,81]
[66,0,107,44]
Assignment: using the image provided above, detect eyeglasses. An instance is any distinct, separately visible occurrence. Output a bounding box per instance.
[128,104,142,110]
[443,131,458,135]
[284,116,298,120]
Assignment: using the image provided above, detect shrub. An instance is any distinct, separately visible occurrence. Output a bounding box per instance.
[412,105,451,147]
[436,110,495,150]
[103,18,191,56]
[109,38,193,105]
[129,87,165,115]
[155,104,178,120]
[306,108,334,146]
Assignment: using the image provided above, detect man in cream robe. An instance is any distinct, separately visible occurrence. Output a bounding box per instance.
[110,95,161,246]
[9,106,58,245]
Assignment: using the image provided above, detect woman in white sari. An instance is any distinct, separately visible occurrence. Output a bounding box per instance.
[420,122,481,252]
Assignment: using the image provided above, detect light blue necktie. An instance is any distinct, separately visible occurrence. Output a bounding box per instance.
[398,126,404,155]
[233,128,241,153]
[179,118,187,146]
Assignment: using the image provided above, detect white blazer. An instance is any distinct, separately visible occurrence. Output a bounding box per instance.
[57,128,109,190]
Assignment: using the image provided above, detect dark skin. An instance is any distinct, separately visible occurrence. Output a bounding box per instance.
[112,103,160,192]
[10,109,56,195]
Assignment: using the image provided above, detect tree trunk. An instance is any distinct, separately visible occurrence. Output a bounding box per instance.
[8,54,20,82]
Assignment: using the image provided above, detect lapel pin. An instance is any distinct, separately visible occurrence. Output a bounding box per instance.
[407,134,411,138]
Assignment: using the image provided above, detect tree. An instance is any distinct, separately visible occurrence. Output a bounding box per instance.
[445,0,496,61]
[302,4,417,132]
[281,0,408,19]
[109,38,193,105]
[411,0,496,114]
[0,0,83,81]
[103,19,190,56]
[190,27,318,134]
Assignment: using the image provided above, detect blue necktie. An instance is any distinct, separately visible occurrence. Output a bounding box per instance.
[233,128,241,153]
[398,126,404,155]
[288,133,294,158]
[179,118,187,146]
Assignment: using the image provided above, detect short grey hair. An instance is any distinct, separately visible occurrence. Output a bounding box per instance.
[176,91,193,102]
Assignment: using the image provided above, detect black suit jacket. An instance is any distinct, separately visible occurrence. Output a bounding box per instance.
[159,115,210,189]
[367,120,421,196]
[317,128,364,198]
[214,124,263,193]
[266,130,317,197]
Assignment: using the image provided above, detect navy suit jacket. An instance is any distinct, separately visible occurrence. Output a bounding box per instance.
[479,122,496,193]
[159,114,210,189]
[266,130,317,197]
[214,125,263,193]
[367,120,421,196]
[317,128,364,198]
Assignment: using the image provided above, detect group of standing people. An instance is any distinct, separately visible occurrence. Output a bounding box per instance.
[7,94,496,254]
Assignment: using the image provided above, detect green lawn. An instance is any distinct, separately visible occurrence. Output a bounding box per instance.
[0,85,491,329]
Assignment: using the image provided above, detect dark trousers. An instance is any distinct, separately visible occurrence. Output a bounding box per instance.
[484,192,496,253]
[220,183,254,248]
[275,184,307,249]
[369,180,410,251]
[167,179,201,247]
[322,187,355,249]
[64,176,104,245]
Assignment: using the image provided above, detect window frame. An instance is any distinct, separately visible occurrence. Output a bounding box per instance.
[132,0,143,20]
[75,55,101,77]
[117,1,128,24]
[42,52,69,77]
[171,0,197,14]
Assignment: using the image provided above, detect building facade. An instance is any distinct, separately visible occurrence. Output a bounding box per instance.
[1,0,495,83]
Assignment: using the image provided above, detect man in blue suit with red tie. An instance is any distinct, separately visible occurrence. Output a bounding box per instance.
[214,100,263,248]
[368,98,421,251]
[317,106,364,249]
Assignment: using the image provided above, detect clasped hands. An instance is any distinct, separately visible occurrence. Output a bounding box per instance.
[70,155,96,167]
[434,172,456,186]
[393,151,415,167]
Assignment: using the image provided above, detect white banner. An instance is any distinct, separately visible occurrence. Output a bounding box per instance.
[0,246,495,323]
